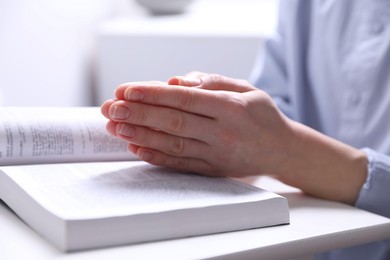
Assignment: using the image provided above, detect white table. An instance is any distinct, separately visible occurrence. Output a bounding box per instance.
[1,176,389,260]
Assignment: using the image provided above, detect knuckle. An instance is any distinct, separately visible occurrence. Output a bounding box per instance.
[208,73,224,82]
[130,104,147,124]
[168,112,186,134]
[177,88,197,110]
[137,130,152,147]
[171,137,185,155]
[206,74,225,89]
[226,94,249,116]
[238,79,254,90]
[174,157,189,171]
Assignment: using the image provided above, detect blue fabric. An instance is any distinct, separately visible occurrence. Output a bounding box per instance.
[250,0,390,259]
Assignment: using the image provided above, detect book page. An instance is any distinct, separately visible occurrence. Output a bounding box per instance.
[2,161,277,219]
[0,107,136,166]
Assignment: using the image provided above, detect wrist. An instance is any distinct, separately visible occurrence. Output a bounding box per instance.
[277,121,368,204]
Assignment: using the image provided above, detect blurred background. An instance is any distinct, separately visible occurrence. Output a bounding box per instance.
[0,0,277,107]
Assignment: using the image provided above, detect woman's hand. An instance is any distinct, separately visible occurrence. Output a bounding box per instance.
[101,74,367,204]
[101,74,296,178]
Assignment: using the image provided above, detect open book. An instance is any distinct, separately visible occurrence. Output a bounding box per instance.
[0,106,135,165]
[0,107,290,252]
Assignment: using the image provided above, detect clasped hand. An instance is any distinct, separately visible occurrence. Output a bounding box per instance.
[101,74,297,178]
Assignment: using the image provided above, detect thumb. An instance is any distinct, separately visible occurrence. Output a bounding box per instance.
[198,74,256,93]
[168,71,209,86]
[168,76,202,87]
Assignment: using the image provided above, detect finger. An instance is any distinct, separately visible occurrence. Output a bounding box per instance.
[115,83,227,117]
[198,74,256,93]
[113,122,210,158]
[127,143,141,155]
[127,144,212,176]
[167,76,202,87]
[101,99,115,119]
[168,73,254,93]
[106,120,118,137]
[168,71,210,85]
[107,100,218,141]
[115,81,167,100]
[133,146,218,176]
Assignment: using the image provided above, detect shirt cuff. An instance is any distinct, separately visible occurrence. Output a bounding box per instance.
[356,148,390,218]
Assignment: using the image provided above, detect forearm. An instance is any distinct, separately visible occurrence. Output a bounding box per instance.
[276,120,368,205]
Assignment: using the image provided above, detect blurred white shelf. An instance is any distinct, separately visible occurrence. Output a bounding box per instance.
[95,0,277,104]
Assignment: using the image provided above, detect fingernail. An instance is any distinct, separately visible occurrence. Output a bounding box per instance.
[140,151,153,161]
[126,89,144,101]
[118,123,135,137]
[110,105,130,119]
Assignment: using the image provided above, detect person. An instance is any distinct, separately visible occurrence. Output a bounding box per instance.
[101,0,390,259]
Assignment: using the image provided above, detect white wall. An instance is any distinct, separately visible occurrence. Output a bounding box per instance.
[95,0,277,104]
[0,0,140,106]
[0,0,277,107]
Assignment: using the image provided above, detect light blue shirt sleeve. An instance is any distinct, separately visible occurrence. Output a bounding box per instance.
[250,0,390,259]
[358,148,390,217]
